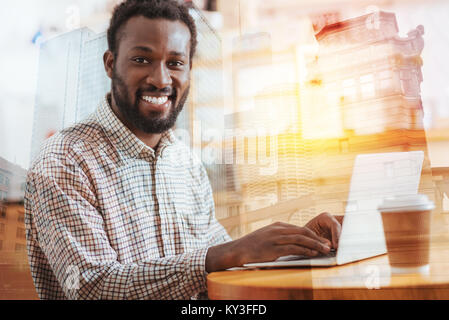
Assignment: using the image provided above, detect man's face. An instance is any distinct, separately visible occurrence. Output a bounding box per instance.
[105,16,191,134]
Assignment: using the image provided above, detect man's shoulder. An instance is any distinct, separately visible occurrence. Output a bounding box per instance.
[30,116,107,170]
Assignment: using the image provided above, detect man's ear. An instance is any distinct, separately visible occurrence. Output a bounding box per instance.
[103,50,114,79]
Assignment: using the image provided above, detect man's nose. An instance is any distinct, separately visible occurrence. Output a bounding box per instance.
[146,62,172,89]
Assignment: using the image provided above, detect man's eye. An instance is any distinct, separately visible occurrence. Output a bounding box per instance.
[133,57,149,64]
[168,61,184,67]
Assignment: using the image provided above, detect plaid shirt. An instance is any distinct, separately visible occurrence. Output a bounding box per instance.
[24,95,231,300]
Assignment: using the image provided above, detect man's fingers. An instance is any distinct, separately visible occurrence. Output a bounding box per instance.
[275,223,332,248]
[324,215,343,249]
[331,220,342,249]
[275,234,331,254]
[301,226,332,248]
[268,221,334,251]
[335,215,344,225]
[278,244,321,258]
[300,226,328,242]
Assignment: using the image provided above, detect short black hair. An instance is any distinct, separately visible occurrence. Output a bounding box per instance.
[107,0,197,61]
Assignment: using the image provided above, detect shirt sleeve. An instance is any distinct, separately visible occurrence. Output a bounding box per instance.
[25,155,209,300]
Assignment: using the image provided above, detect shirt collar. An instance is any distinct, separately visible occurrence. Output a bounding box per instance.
[95,94,176,160]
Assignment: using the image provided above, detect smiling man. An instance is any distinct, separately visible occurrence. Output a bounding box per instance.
[24,0,342,300]
[106,14,192,146]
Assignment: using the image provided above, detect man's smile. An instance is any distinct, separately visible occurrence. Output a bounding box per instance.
[139,92,176,113]
[141,95,168,105]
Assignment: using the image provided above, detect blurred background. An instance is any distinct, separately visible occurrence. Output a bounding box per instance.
[1,0,449,299]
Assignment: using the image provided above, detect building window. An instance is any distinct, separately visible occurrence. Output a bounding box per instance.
[0,223,5,234]
[17,212,25,223]
[0,174,7,187]
[15,243,26,252]
[378,70,395,95]
[0,191,7,201]
[360,74,375,99]
[342,78,356,103]
[0,240,3,251]
[16,227,26,239]
[0,206,6,218]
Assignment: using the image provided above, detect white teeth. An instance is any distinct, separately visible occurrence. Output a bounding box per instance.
[141,95,168,105]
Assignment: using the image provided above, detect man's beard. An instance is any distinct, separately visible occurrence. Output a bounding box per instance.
[111,69,189,134]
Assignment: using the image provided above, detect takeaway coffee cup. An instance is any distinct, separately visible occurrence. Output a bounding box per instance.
[378,194,434,274]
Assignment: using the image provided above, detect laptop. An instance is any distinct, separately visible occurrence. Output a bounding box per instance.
[243,151,425,268]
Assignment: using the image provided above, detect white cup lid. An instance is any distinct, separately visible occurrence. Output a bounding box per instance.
[378,194,434,213]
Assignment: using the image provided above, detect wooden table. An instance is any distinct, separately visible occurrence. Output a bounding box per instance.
[208,222,449,299]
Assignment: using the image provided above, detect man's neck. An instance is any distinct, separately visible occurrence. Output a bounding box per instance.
[108,93,162,150]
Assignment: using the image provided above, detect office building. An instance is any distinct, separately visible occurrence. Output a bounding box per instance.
[302,11,434,216]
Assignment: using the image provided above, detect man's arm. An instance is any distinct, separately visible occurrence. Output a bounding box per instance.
[25,155,208,300]
[205,221,333,272]
[201,162,341,272]
[197,161,342,274]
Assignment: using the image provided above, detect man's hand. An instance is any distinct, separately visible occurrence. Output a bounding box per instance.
[206,221,332,272]
[305,212,344,250]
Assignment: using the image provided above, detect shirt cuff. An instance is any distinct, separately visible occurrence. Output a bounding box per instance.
[186,247,209,294]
